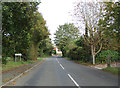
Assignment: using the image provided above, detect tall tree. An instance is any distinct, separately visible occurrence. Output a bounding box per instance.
[100,2,120,53]
[2,2,39,59]
[39,38,53,56]
[29,12,50,60]
[2,2,51,61]
[54,23,80,57]
[74,2,105,64]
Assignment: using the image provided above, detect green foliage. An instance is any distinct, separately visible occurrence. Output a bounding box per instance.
[75,37,85,47]
[29,43,38,60]
[96,50,119,63]
[67,37,90,62]
[21,60,33,64]
[102,67,119,75]
[29,12,50,60]
[2,57,7,65]
[2,2,52,63]
[38,38,53,57]
[2,60,34,71]
[2,2,40,60]
[73,37,91,62]
[99,2,120,53]
[30,12,49,45]
[54,23,80,57]
[67,46,91,62]
[52,50,56,55]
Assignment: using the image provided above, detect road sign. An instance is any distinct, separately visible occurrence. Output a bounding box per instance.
[15,53,22,62]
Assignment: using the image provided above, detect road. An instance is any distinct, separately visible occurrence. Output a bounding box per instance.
[4,56,119,87]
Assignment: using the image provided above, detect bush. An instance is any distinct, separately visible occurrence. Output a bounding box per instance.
[67,46,91,62]
[52,50,56,55]
[102,67,119,75]
[2,57,7,65]
[96,50,119,64]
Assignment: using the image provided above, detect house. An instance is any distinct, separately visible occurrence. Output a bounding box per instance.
[53,46,62,55]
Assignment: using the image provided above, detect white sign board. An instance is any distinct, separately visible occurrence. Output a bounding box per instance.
[15,53,22,56]
[15,53,22,62]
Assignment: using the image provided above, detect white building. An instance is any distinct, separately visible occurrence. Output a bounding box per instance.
[56,47,62,55]
[53,46,62,55]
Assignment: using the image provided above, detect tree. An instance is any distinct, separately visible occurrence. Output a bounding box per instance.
[29,12,50,60]
[100,2,120,53]
[67,36,91,62]
[96,50,119,67]
[74,2,105,64]
[39,38,53,56]
[2,2,51,62]
[54,23,80,57]
[2,2,39,60]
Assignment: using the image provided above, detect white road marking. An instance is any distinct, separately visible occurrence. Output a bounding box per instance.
[1,59,46,87]
[60,64,64,70]
[56,58,64,70]
[1,72,23,87]
[56,58,60,64]
[68,74,80,88]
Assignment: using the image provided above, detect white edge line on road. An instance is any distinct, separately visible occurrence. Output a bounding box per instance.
[60,64,64,70]
[0,59,46,87]
[1,72,24,87]
[67,74,80,88]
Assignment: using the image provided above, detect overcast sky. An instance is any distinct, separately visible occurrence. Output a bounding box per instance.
[38,0,118,44]
[38,0,77,43]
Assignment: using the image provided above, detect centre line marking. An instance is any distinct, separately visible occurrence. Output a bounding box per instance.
[56,58,60,63]
[67,74,80,88]
[60,64,64,69]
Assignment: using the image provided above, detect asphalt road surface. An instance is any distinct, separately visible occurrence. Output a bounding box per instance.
[5,56,119,87]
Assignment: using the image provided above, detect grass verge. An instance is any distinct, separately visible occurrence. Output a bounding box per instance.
[2,60,34,72]
[2,56,50,72]
[102,67,120,75]
[37,55,50,61]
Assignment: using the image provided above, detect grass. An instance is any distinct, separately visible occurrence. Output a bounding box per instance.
[102,67,120,75]
[37,55,50,60]
[2,55,50,72]
[64,57,71,60]
[77,61,92,66]
[2,60,34,71]
[37,57,44,60]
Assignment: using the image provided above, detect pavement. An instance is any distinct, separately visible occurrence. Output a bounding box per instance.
[2,56,119,88]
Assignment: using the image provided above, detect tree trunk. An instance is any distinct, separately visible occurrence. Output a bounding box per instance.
[91,44,95,64]
[30,44,38,60]
[92,54,95,64]
[62,50,66,57]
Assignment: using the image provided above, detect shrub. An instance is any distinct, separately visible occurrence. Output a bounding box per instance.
[2,57,7,65]
[67,46,91,62]
[52,50,56,55]
[96,50,119,64]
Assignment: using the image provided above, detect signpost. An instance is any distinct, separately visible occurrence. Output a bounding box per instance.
[15,53,22,62]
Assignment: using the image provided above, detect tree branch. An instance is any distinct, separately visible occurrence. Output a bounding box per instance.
[95,38,102,46]
[83,35,91,45]
[95,43,102,55]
